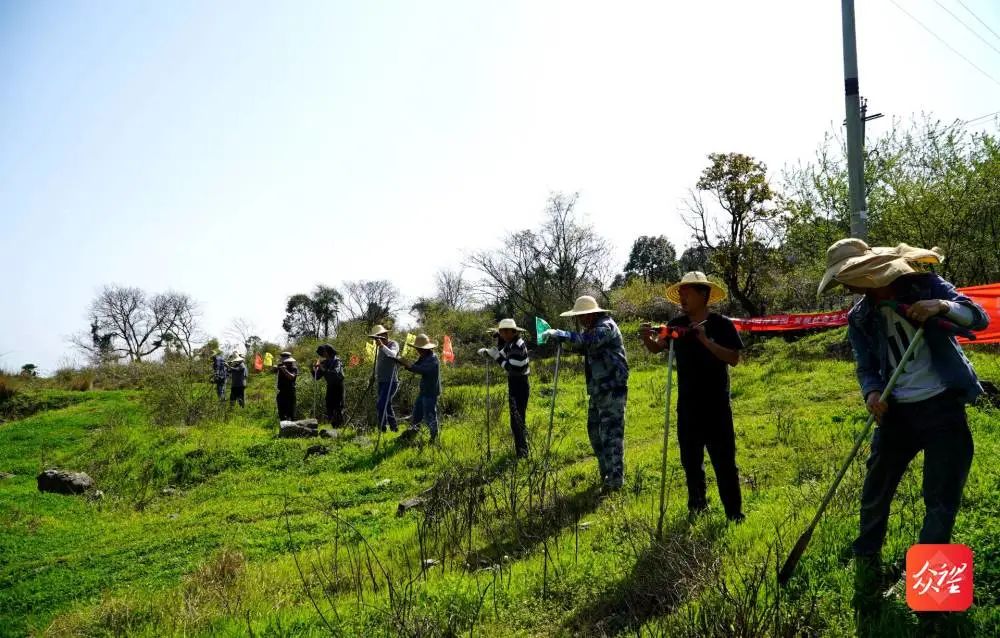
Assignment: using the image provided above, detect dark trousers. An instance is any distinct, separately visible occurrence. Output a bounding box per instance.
[677,399,743,518]
[377,380,398,431]
[277,389,296,421]
[411,394,439,438]
[325,381,344,426]
[215,380,226,400]
[229,385,245,407]
[853,391,974,557]
[507,375,529,457]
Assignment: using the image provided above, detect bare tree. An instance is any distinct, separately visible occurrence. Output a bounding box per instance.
[71,285,198,362]
[341,280,401,328]
[467,192,612,320]
[226,317,262,354]
[434,268,472,309]
[158,292,203,356]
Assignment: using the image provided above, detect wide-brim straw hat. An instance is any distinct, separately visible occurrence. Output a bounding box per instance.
[491,318,526,333]
[229,354,244,363]
[411,333,437,350]
[665,272,728,306]
[368,324,389,338]
[818,239,943,294]
[560,295,610,317]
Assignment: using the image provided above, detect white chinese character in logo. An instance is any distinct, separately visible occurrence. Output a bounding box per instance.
[944,563,967,594]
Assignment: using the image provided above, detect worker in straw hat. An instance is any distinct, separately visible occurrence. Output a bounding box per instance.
[641,271,746,523]
[394,334,442,441]
[369,325,400,432]
[226,354,248,408]
[819,238,989,612]
[540,295,629,493]
[479,318,531,458]
[273,352,299,420]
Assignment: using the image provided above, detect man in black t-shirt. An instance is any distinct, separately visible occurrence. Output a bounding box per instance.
[641,271,746,522]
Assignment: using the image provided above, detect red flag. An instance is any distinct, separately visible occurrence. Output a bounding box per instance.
[349,354,361,367]
[442,335,455,364]
[253,353,263,372]
[960,283,1000,344]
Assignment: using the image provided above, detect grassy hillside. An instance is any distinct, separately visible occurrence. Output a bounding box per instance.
[1,335,998,637]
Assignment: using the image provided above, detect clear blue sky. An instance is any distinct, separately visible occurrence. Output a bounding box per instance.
[2,0,999,373]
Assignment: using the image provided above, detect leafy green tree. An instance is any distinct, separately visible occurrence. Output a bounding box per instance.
[621,235,680,283]
[685,153,777,316]
[282,285,343,340]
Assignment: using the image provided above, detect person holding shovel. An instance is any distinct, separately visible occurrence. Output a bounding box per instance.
[312,344,345,427]
[369,325,400,432]
[818,239,989,610]
[640,272,745,523]
[541,296,629,493]
[394,334,441,442]
[479,318,531,458]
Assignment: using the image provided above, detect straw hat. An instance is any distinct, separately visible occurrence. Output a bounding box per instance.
[665,272,728,306]
[411,333,437,350]
[491,318,526,333]
[559,295,610,317]
[368,324,389,338]
[818,239,943,294]
[228,354,244,363]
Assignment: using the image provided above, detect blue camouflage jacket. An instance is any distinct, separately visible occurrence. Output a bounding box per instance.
[847,273,989,404]
[554,314,629,395]
[406,352,441,397]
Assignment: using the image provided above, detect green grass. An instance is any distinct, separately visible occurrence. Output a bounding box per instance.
[1,336,998,636]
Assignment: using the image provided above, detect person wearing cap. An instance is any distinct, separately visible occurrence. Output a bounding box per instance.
[312,344,345,426]
[479,318,531,458]
[227,354,248,408]
[541,295,629,492]
[819,239,989,607]
[395,334,442,441]
[369,325,400,432]
[640,272,746,522]
[211,351,228,401]
[273,351,299,421]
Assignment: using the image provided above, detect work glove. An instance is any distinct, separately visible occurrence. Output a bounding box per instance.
[485,346,499,360]
[477,347,490,358]
[542,328,567,342]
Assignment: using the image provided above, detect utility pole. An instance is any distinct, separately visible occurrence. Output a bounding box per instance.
[841,0,867,240]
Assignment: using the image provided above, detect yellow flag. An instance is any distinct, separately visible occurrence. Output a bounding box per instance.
[401,333,416,358]
[365,340,377,363]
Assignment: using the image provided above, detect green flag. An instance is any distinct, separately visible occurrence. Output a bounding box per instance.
[535,316,552,345]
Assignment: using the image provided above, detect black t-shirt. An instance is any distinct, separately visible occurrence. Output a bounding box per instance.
[667,313,744,402]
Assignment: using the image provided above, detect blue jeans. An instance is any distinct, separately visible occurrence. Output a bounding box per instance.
[376,380,398,431]
[853,391,974,557]
[410,394,439,438]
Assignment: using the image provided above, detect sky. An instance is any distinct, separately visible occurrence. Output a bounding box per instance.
[2,0,1000,373]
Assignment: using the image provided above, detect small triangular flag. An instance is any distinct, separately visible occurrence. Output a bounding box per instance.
[535,316,552,345]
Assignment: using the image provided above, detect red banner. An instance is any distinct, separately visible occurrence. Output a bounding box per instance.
[731,310,849,333]
[730,284,1000,344]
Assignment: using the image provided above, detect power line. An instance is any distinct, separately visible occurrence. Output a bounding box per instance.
[932,0,1000,57]
[962,110,1000,125]
[889,0,1000,89]
[957,0,1000,44]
